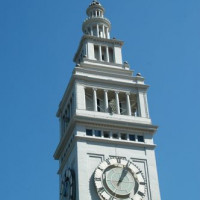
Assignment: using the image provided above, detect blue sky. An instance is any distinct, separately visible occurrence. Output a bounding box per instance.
[0,0,200,199]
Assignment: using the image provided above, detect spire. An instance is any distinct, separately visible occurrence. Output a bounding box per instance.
[82,0,111,39]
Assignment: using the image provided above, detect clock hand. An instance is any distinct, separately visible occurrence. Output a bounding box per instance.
[117,162,130,185]
[117,168,128,185]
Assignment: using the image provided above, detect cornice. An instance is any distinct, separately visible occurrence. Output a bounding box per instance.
[75,114,158,133]
[82,58,126,69]
[76,135,156,149]
[75,67,134,81]
[73,74,149,90]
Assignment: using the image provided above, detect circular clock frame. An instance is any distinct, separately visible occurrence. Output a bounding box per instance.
[60,168,76,200]
[94,158,146,200]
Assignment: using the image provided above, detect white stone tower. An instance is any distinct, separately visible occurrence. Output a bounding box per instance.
[54,1,161,200]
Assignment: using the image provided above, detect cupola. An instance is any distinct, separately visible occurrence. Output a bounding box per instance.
[82,0,111,39]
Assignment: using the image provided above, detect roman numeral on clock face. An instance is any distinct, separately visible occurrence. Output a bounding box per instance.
[106,159,110,165]
[98,167,103,171]
[117,157,121,163]
[95,178,101,181]
[138,191,145,197]
[127,160,131,167]
[98,187,105,193]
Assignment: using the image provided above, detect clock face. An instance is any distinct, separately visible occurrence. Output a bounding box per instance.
[94,158,146,200]
[60,169,76,200]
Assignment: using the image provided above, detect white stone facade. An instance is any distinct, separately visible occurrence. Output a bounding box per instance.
[54,1,161,200]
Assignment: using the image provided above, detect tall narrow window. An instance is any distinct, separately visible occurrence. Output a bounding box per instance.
[94,45,99,60]
[93,26,97,36]
[85,88,93,111]
[105,27,108,38]
[88,27,91,35]
[99,26,103,37]
[120,102,122,114]
[102,46,106,61]
[97,99,100,112]
[109,47,114,62]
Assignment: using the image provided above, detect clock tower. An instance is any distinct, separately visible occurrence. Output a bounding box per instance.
[54,1,161,200]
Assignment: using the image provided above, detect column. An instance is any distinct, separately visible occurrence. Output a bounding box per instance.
[95,10,97,17]
[97,24,99,37]
[107,29,110,39]
[104,90,108,112]
[102,25,105,38]
[137,92,142,117]
[91,26,93,36]
[99,45,102,61]
[106,46,109,62]
[93,88,97,112]
[126,93,131,116]
[137,91,149,118]
[115,92,120,114]
[105,27,108,38]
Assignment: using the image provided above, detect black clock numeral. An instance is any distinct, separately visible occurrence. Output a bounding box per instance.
[106,159,110,165]
[139,182,145,185]
[126,160,131,167]
[98,187,105,193]
[138,191,145,197]
[117,157,121,163]
[98,167,103,171]
[95,178,101,181]
[98,187,104,192]
[136,170,142,174]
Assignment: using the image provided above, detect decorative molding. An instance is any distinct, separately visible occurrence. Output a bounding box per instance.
[75,135,156,149]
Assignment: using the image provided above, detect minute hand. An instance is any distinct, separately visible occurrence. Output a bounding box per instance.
[118,167,128,185]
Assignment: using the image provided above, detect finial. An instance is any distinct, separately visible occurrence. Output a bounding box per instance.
[90,0,101,6]
[136,73,142,76]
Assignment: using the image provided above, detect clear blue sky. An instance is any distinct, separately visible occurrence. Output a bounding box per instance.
[0,0,200,199]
